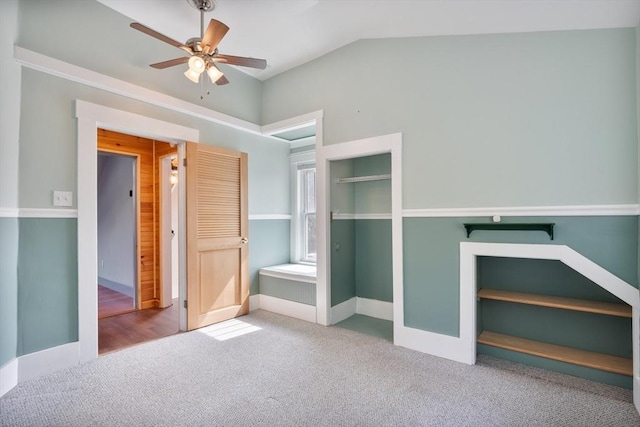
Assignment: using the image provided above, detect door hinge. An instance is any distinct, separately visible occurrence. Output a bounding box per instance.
[183,158,187,167]
[129,190,133,197]
[183,300,188,309]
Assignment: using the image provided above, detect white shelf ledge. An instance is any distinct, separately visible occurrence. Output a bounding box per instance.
[335,174,391,184]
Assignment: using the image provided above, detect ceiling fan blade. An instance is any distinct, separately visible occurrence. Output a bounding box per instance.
[130,22,188,50]
[201,19,229,53]
[214,54,267,70]
[149,57,189,69]
[216,75,230,86]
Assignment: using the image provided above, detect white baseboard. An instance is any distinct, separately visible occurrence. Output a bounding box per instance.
[356,297,393,321]
[18,342,79,383]
[330,297,357,324]
[258,295,316,323]
[0,358,18,397]
[249,294,260,311]
[394,325,474,365]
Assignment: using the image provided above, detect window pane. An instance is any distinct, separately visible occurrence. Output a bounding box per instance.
[305,214,316,261]
[304,169,316,213]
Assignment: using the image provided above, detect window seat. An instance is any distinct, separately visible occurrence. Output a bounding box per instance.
[259,263,316,284]
[259,264,316,307]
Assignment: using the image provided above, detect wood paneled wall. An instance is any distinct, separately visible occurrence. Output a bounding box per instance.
[98,129,177,310]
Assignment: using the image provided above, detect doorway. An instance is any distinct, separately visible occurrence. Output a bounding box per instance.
[96,128,180,354]
[97,152,137,318]
[315,132,403,338]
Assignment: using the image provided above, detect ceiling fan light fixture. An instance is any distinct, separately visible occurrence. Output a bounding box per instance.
[206,64,224,83]
[184,67,201,83]
[187,55,206,73]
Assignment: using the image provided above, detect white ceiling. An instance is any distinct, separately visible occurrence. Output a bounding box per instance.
[98,0,640,81]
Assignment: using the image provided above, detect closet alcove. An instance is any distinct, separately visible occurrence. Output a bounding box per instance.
[330,153,393,340]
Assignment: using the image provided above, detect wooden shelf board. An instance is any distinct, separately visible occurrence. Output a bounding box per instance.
[478,288,631,318]
[478,331,632,376]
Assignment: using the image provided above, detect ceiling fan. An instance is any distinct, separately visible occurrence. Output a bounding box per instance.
[130,0,267,86]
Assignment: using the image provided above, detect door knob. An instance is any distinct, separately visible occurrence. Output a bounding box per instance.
[240,237,248,244]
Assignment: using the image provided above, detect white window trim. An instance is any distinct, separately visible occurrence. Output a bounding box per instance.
[290,149,316,264]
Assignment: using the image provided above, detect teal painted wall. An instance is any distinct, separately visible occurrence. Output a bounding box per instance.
[403,216,638,337]
[18,69,290,213]
[331,219,356,306]
[0,0,20,368]
[355,220,392,302]
[353,154,391,214]
[249,220,290,295]
[331,158,354,215]
[0,218,19,366]
[263,29,638,208]
[17,219,78,356]
[1,0,20,208]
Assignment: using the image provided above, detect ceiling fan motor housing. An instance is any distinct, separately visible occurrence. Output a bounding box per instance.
[188,0,214,12]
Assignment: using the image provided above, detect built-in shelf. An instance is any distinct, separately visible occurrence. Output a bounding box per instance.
[478,331,633,376]
[463,223,555,240]
[335,174,391,184]
[477,289,632,318]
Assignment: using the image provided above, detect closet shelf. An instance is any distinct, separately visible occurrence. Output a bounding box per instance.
[463,223,555,240]
[478,331,632,376]
[335,174,391,184]
[477,289,631,318]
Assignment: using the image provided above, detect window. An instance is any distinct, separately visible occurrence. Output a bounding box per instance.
[290,151,316,264]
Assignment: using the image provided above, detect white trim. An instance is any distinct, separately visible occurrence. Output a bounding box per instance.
[261,111,324,136]
[248,214,291,221]
[259,269,316,285]
[316,133,403,338]
[15,46,260,135]
[249,294,260,311]
[332,213,392,220]
[76,100,198,363]
[403,204,640,218]
[18,208,78,218]
[258,294,316,323]
[395,326,473,364]
[290,137,316,149]
[459,242,640,406]
[290,150,316,165]
[0,207,19,218]
[330,297,357,324]
[18,342,79,383]
[356,297,394,321]
[0,359,18,398]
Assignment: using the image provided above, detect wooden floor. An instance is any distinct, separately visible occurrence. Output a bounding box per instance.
[98,285,135,319]
[98,299,180,355]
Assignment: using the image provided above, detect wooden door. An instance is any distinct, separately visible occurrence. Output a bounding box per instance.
[185,142,249,330]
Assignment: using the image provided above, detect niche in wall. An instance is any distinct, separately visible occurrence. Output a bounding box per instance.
[476,256,633,388]
[330,153,393,339]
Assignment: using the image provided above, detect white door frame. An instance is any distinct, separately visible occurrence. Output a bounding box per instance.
[159,155,174,308]
[315,133,403,329]
[75,100,198,363]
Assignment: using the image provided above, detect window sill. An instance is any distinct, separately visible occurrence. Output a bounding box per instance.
[259,263,317,284]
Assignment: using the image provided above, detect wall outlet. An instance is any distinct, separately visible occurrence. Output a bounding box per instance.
[53,191,73,207]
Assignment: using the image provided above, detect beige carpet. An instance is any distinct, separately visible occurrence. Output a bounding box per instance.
[1,310,638,426]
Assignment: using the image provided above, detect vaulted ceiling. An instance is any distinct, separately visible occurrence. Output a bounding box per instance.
[98,0,640,81]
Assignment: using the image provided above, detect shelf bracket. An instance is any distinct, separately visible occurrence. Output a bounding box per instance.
[463,223,555,240]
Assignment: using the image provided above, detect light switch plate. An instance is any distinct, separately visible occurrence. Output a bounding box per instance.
[53,191,73,207]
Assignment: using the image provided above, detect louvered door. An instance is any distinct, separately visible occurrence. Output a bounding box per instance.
[185,142,249,330]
